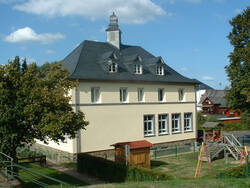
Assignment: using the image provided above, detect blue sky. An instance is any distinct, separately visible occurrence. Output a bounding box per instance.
[0,0,249,89]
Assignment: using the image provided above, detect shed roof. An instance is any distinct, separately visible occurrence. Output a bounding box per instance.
[201,122,224,128]
[111,140,153,149]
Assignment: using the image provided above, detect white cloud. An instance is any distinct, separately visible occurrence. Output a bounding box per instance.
[4,27,65,44]
[234,9,242,14]
[45,49,55,54]
[180,67,188,72]
[193,48,200,52]
[13,0,167,24]
[202,76,214,81]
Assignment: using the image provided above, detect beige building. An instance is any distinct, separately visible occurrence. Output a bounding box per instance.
[36,13,199,159]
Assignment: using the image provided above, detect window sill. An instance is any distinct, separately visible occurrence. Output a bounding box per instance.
[184,130,193,133]
[172,131,182,134]
[158,133,169,136]
[91,102,101,104]
[144,134,155,138]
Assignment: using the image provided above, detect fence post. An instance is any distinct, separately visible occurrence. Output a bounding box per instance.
[11,158,13,178]
[154,149,156,160]
[246,155,249,178]
[175,145,178,157]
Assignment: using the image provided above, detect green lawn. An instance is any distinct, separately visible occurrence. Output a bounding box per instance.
[17,163,88,187]
[151,153,240,178]
[81,178,250,188]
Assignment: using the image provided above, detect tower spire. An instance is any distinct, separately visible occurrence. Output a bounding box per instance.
[106,12,121,49]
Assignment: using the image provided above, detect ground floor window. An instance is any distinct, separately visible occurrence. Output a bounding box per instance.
[158,114,169,135]
[172,113,181,133]
[184,113,192,132]
[144,115,155,136]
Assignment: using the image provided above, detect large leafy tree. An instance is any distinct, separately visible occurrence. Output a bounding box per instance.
[0,57,88,160]
[225,7,250,127]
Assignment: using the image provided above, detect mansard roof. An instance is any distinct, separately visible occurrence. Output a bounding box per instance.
[62,40,199,84]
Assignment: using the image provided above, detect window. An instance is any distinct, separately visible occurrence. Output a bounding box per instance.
[184,113,192,132]
[172,113,181,133]
[159,114,169,135]
[91,87,100,103]
[144,115,155,136]
[178,89,184,101]
[108,62,117,73]
[120,88,127,102]
[158,89,165,102]
[138,88,144,102]
[134,64,142,74]
[156,66,164,75]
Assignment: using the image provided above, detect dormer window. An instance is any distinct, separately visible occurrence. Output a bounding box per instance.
[156,66,164,75]
[108,62,118,73]
[134,64,142,74]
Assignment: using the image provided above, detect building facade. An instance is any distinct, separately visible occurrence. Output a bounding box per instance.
[36,13,199,160]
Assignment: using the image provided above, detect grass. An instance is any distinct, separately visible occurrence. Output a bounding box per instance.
[16,163,88,187]
[150,152,240,178]
[80,178,250,188]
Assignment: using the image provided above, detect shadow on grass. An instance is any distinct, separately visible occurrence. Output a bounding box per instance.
[151,160,169,168]
[16,163,89,187]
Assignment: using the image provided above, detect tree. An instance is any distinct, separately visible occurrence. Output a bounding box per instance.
[0,57,88,161]
[225,7,250,127]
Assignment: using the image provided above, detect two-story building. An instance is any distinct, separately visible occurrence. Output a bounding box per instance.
[35,13,199,160]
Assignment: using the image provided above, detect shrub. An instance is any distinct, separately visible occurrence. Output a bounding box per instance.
[77,153,172,182]
[220,163,249,178]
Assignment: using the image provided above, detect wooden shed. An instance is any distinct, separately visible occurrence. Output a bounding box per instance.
[111,140,153,168]
[202,122,224,142]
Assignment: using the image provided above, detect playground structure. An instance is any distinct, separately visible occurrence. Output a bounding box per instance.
[201,122,245,162]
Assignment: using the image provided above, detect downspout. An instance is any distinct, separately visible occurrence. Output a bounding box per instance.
[75,86,81,153]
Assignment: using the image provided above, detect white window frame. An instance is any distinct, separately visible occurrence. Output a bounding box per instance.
[158,88,165,102]
[91,87,100,103]
[178,89,184,102]
[156,66,164,75]
[158,114,169,135]
[144,115,155,136]
[172,113,181,133]
[120,88,128,103]
[184,113,193,132]
[108,62,118,73]
[134,64,142,74]
[138,88,144,102]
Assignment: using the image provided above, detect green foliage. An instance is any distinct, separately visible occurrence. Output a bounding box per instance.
[77,153,173,182]
[0,57,88,160]
[223,122,249,131]
[198,112,206,130]
[225,7,250,125]
[220,163,249,178]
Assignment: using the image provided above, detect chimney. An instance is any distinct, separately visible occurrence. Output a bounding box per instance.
[106,12,121,49]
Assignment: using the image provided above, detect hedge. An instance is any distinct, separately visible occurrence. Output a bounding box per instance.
[77,153,173,182]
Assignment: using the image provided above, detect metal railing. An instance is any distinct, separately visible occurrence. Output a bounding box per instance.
[0,152,72,187]
[151,142,200,159]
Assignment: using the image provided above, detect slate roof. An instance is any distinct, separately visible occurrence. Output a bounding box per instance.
[199,90,227,107]
[62,40,199,84]
[196,80,214,90]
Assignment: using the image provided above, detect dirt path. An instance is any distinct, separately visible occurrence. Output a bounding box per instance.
[46,161,104,185]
